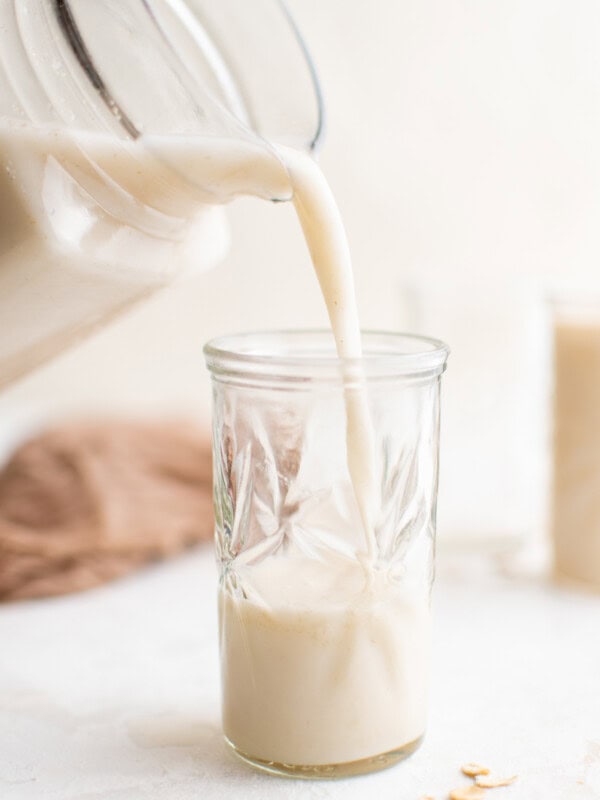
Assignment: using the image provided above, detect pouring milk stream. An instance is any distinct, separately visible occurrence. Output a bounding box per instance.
[209,145,429,766]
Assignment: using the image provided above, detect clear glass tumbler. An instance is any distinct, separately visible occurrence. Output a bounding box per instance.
[204,330,449,778]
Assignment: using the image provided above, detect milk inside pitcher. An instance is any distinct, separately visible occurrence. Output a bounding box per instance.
[0,0,323,390]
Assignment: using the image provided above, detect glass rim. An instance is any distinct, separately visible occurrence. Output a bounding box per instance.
[203,329,449,384]
[546,283,600,323]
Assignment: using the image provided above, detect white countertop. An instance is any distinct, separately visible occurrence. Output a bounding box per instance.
[1,546,599,800]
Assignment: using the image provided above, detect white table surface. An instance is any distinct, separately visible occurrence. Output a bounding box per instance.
[1,546,599,800]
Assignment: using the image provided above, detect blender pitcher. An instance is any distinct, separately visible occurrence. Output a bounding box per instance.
[0,0,323,390]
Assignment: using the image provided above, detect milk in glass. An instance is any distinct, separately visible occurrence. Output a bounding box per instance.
[216,147,432,769]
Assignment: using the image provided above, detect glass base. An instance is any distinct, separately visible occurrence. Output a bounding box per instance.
[225,734,424,779]
[553,567,600,594]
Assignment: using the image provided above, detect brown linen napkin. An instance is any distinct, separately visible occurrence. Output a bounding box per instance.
[0,420,213,601]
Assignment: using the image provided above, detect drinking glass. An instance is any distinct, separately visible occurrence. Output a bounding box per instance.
[204,330,449,777]
[550,291,600,590]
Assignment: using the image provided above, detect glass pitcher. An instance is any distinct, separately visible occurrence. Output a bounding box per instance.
[0,0,323,390]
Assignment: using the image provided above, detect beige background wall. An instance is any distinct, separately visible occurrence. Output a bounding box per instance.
[2,1,600,543]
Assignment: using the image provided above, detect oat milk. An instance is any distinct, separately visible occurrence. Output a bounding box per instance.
[218,147,430,766]
[553,315,600,589]
[220,556,429,766]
